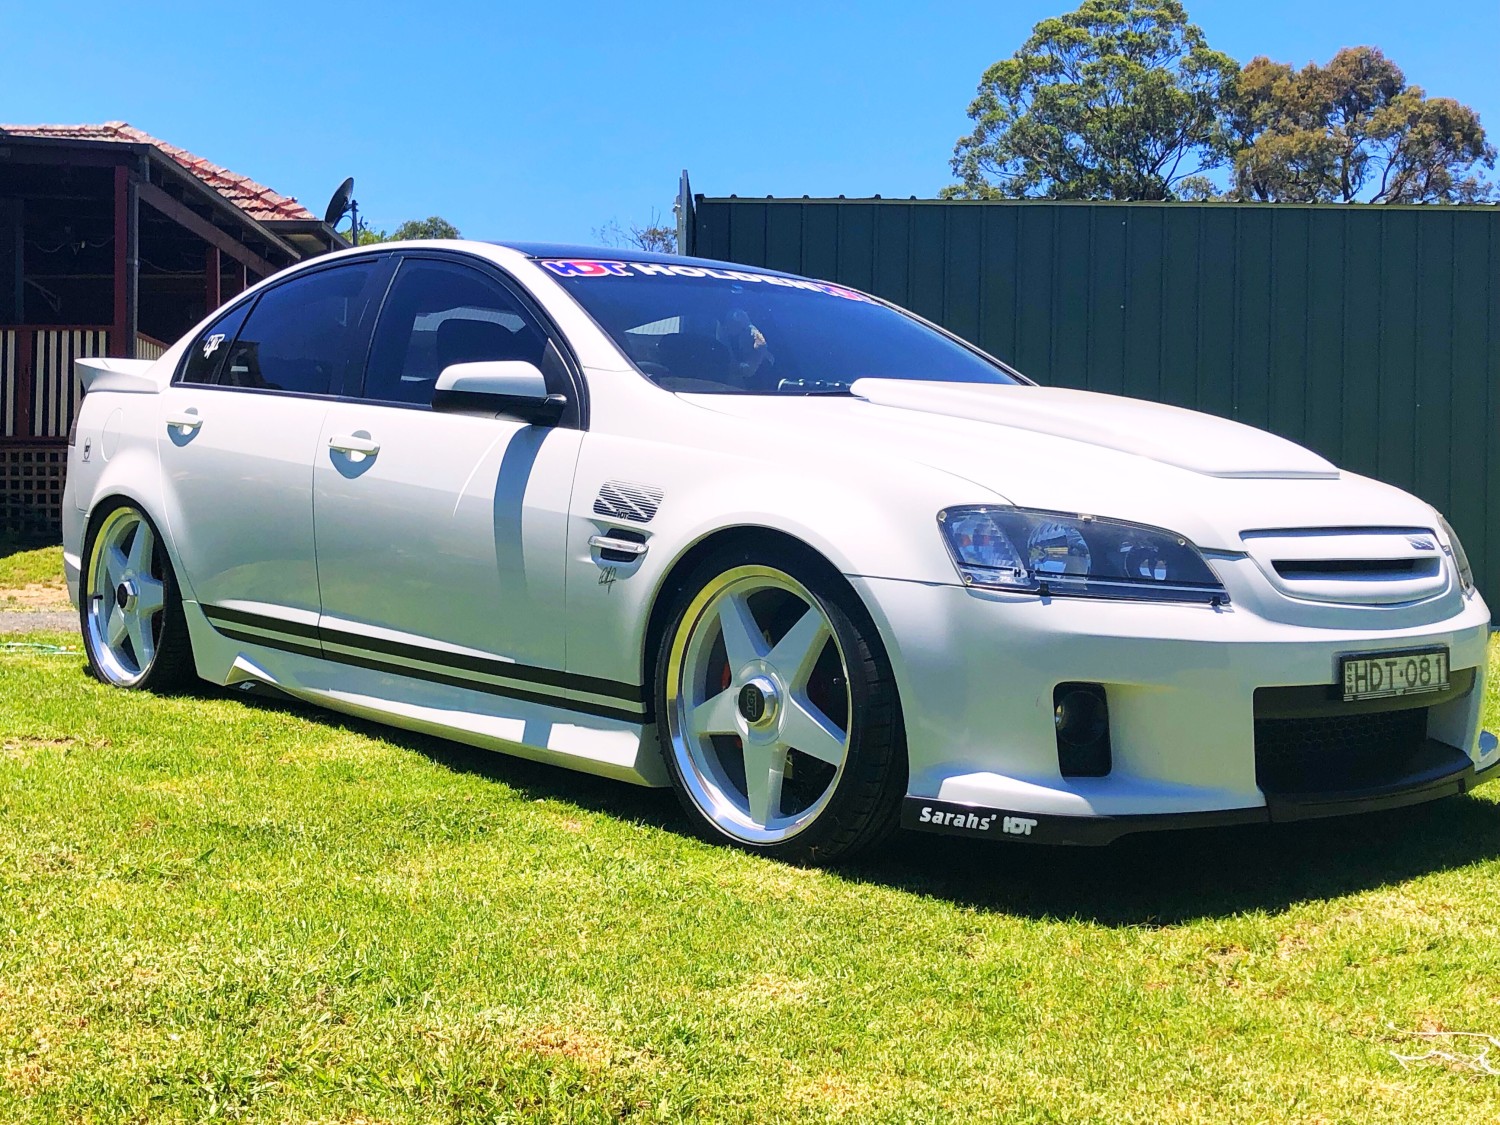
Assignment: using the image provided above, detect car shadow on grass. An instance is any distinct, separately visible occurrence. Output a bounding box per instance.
[0,533,56,557]
[842,799,1500,925]
[217,684,1500,927]
[223,683,685,831]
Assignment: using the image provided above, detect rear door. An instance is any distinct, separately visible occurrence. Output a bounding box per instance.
[158,258,390,631]
[311,255,588,705]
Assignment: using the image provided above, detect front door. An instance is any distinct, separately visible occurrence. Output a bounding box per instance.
[311,257,581,694]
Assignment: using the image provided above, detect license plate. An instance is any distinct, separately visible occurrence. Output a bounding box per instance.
[1340,648,1449,702]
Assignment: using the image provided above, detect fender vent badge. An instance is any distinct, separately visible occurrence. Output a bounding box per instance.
[594,480,663,524]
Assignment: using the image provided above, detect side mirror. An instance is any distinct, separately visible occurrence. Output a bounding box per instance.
[432,360,567,425]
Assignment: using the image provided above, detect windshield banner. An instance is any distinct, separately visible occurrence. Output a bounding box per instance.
[539,260,871,301]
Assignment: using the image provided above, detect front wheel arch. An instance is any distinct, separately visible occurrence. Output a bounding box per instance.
[642,526,879,699]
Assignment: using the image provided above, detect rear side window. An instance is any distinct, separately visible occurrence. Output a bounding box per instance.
[179,302,251,385]
[215,262,380,396]
[360,259,548,405]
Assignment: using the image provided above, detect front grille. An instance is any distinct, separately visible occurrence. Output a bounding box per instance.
[1254,707,1428,794]
[1271,558,1438,581]
[1241,528,1448,605]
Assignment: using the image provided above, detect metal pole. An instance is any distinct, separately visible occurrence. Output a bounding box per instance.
[205,246,221,312]
[676,170,691,255]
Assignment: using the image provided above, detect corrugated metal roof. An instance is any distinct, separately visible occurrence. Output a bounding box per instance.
[0,121,315,222]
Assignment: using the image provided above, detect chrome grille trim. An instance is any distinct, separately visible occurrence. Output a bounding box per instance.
[1240,527,1449,606]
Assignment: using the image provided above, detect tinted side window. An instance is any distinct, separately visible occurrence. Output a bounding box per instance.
[180,302,251,385]
[361,260,548,405]
[218,262,379,396]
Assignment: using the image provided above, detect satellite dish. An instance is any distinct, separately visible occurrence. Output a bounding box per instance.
[323,177,361,247]
[324,177,355,226]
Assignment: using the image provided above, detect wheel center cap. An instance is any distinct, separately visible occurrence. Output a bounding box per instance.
[116,580,136,610]
[738,676,779,728]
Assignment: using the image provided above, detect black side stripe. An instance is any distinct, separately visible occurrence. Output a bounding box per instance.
[318,625,641,702]
[215,627,324,661]
[203,605,648,724]
[203,604,321,640]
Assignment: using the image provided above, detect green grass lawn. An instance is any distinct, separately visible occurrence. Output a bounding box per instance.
[0,539,67,610]
[2,631,1500,1123]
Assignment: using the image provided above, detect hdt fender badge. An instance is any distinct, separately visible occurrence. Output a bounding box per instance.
[593,480,664,524]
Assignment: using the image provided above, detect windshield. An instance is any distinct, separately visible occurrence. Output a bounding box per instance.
[542,259,1021,394]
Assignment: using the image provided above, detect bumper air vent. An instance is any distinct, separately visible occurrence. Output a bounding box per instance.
[1254,707,1429,794]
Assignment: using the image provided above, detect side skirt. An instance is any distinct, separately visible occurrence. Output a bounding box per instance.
[182,600,668,787]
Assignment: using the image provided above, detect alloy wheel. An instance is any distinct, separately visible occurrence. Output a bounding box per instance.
[664,565,853,844]
[84,507,170,686]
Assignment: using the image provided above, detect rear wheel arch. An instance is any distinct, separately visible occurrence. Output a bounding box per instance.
[86,484,197,605]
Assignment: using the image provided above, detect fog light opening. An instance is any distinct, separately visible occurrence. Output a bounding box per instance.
[1054,682,1112,778]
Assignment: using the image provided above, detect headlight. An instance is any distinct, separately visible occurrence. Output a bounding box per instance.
[937,506,1228,605]
[1435,512,1475,595]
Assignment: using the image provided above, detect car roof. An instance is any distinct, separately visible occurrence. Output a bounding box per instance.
[492,241,802,279]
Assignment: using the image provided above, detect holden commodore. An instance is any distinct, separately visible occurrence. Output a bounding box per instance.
[63,241,1498,862]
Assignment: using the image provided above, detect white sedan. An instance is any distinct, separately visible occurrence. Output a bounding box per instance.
[63,240,1498,862]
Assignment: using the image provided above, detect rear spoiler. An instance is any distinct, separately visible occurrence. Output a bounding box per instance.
[77,356,163,395]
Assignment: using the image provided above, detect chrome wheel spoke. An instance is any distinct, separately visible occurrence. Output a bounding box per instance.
[693,687,741,737]
[782,697,847,766]
[767,606,831,692]
[133,575,166,620]
[103,543,129,592]
[125,610,154,667]
[105,604,129,649]
[125,520,155,575]
[717,592,767,670]
[743,743,787,827]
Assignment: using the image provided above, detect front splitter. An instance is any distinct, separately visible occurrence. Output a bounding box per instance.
[903,742,1500,846]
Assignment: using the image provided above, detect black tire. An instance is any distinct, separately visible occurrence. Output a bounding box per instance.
[654,540,906,864]
[79,501,197,692]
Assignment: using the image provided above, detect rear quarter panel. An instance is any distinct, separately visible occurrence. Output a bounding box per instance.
[65,348,191,603]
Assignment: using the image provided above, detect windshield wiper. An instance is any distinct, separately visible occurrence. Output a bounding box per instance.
[775,378,852,395]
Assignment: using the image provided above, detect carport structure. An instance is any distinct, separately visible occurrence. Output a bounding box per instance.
[0,122,345,534]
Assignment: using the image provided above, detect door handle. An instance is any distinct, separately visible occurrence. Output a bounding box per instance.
[328,434,380,456]
[165,411,202,432]
[589,534,648,558]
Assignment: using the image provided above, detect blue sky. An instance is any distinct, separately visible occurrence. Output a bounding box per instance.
[3,1,1495,243]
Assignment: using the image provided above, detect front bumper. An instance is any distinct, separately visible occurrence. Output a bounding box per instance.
[902,740,1500,844]
[850,575,1495,837]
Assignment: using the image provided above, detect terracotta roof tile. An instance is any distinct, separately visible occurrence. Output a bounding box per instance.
[0,121,316,222]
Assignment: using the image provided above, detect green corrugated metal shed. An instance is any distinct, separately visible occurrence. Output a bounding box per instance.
[691,196,1500,611]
